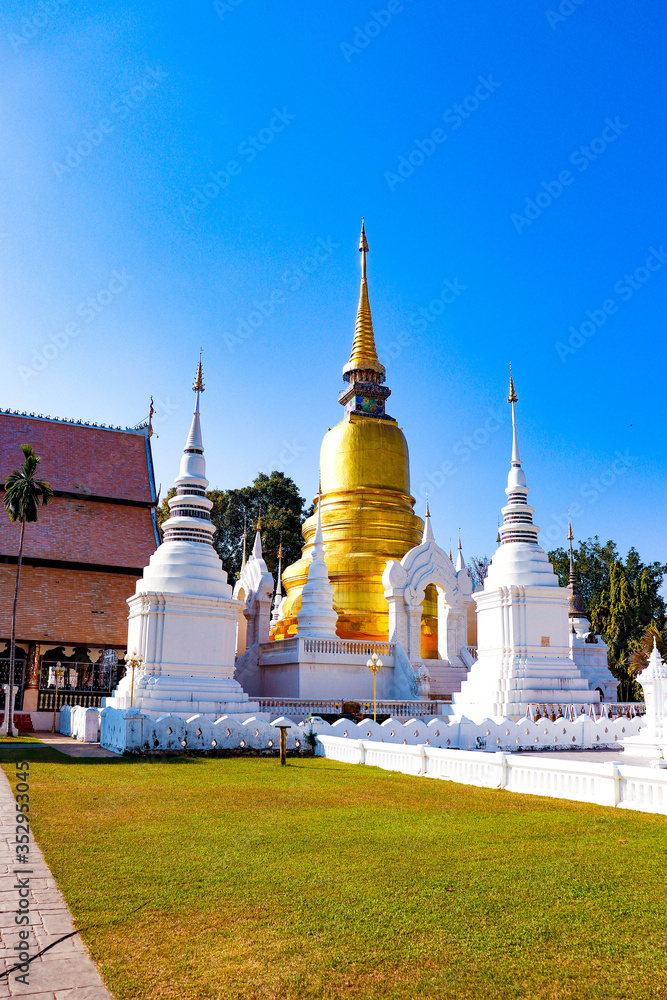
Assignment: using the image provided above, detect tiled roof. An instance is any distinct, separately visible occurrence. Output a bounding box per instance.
[0,413,155,503]
[0,564,137,647]
[0,497,156,568]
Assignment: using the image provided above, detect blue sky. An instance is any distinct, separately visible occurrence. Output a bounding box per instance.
[0,0,665,569]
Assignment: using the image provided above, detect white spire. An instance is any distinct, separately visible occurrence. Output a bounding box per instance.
[252,513,263,559]
[271,535,284,626]
[161,356,216,548]
[455,529,465,572]
[642,637,667,681]
[422,493,434,543]
[297,489,338,637]
[497,366,539,548]
[176,356,207,491]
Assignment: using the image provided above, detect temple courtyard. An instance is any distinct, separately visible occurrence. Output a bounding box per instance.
[0,744,665,1000]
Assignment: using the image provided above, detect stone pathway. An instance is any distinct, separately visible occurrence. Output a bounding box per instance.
[30,734,117,760]
[0,768,114,998]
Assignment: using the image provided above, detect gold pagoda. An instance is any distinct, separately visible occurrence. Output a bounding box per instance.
[275,221,427,643]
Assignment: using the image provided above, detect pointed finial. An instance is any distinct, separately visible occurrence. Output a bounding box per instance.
[508,362,517,404]
[318,468,322,496]
[278,531,283,560]
[148,395,154,438]
[425,489,430,518]
[193,349,205,393]
[359,217,369,255]
[567,518,573,542]
[257,509,262,531]
[496,517,501,544]
[449,539,453,561]
[458,528,462,550]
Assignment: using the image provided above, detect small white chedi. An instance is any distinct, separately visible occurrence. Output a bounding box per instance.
[622,639,667,759]
[104,360,259,720]
[453,370,598,720]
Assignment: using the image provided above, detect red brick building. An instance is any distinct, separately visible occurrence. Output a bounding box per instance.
[0,411,159,710]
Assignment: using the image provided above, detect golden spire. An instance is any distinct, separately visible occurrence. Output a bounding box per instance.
[458,528,462,550]
[567,518,573,542]
[193,347,205,393]
[257,509,262,531]
[342,219,385,380]
[278,532,283,560]
[508,362,517,403]
[425,489,430,517]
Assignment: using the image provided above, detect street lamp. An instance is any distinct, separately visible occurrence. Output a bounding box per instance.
[51,662,65,734]
[366,652,383,721]
[126,649,144,708]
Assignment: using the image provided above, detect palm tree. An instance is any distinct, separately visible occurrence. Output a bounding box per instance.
[3,445,53,737]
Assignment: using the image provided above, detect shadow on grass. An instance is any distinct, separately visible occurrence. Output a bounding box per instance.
[0,747,331,769]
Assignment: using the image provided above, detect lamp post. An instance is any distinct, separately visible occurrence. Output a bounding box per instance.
[51,662,64,734]
[366,652,383,721]
[126,649,144,708]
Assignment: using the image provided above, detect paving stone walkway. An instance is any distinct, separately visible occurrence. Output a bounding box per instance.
[30,734,117,759]
[0,768,114,998]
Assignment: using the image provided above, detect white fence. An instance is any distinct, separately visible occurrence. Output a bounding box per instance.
[316,736,667,816]
[99,707,305,755]
[59,705,100,743]
[306,712,643,750]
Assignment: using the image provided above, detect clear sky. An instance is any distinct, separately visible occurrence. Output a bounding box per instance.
[0,0,665,570]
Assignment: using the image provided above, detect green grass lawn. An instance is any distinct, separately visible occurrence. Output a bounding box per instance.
[1,748,666,1000]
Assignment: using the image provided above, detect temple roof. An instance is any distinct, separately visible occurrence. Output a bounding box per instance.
[0,413,156,503]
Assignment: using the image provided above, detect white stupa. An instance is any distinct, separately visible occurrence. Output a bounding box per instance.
[453,368,597,720]
[296,488,338,638]
[105,358,259,719]
[622,639,667,758]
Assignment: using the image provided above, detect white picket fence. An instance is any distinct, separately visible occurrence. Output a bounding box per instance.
[315,736,667,815]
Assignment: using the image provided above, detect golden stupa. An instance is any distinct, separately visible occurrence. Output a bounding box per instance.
[275,221,425,643]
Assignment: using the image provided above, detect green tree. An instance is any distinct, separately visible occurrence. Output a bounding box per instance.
[3,445,53,736]
[156,471,312,588]
[549,536,667,701]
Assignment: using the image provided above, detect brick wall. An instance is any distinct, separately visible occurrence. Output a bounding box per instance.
[0,564,138,647]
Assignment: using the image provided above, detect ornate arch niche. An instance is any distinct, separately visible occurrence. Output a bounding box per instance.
[383,537,473,664]
[233,554,274,653]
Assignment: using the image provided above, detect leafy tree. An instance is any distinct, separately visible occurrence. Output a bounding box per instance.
[157,471,312,587]
[549,536,667,701]
[468,555,490,589]
[3,445,53,736]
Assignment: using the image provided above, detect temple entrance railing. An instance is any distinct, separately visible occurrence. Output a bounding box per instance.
[36,661,122,711]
